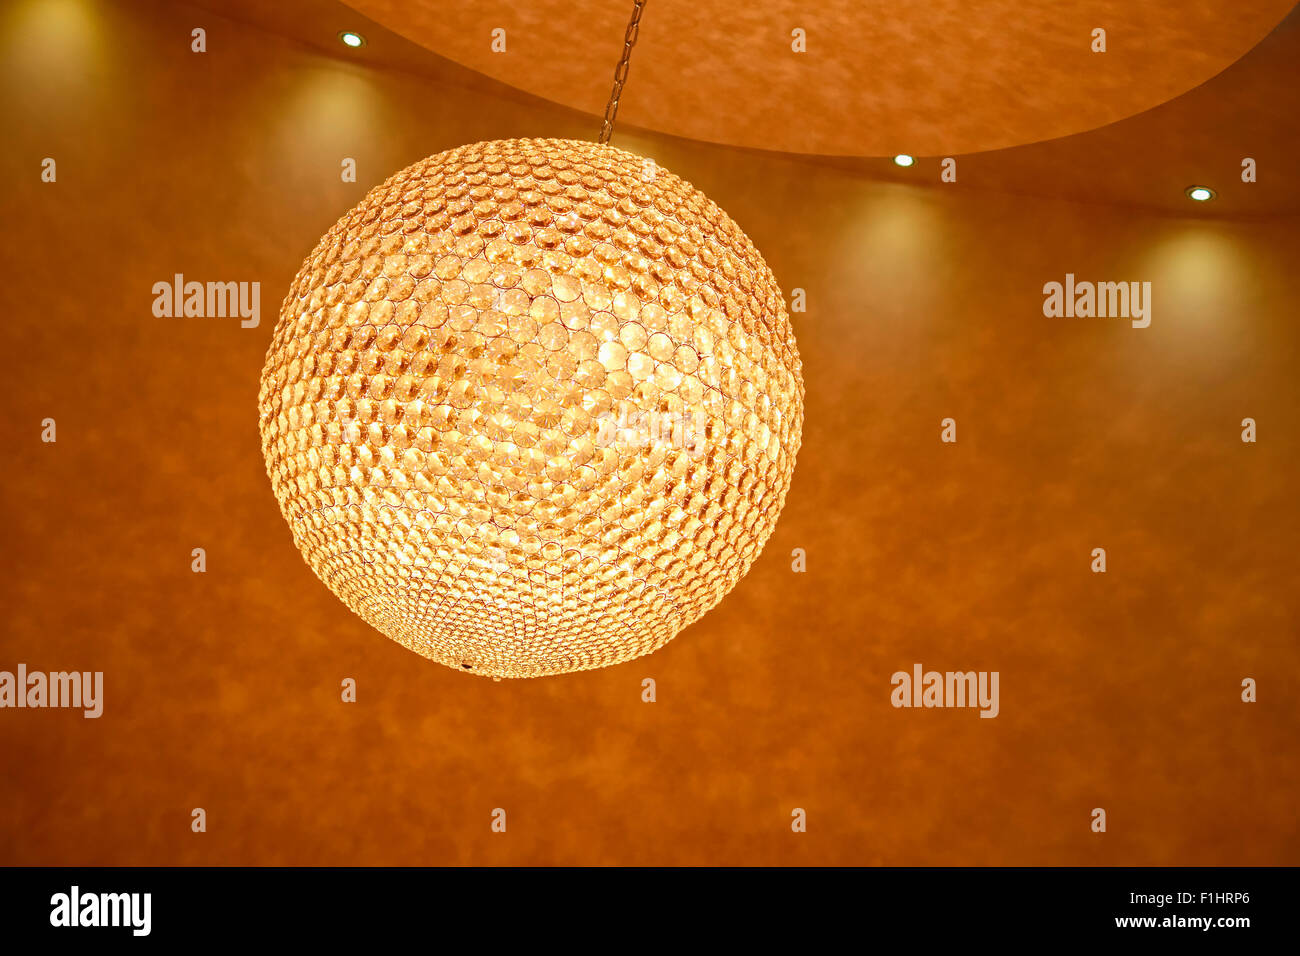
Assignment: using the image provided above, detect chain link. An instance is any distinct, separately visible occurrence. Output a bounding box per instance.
[598,0,647,145]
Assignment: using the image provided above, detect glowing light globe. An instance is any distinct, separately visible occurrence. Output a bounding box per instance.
[258,138,803,677]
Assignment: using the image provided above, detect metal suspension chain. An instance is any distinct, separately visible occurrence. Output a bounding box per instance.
[598,0,647,144]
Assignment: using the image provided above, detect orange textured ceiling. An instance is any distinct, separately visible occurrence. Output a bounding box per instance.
[339,0,1296,156]
[3,0,1298,868]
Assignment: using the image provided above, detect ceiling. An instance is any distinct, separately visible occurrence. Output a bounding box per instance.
[340,0,1295,156]
[4,0,1297,866]
[820,6,1300,218]
[197,0,1300,218]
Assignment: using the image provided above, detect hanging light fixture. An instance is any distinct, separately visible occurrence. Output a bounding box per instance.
[258,0,804,678]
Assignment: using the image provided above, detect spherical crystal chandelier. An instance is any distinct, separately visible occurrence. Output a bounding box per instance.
[257,2,803,678]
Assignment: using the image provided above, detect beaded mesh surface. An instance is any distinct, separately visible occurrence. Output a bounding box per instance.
[259,138,803,678]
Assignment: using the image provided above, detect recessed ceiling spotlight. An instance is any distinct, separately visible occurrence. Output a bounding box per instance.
[338,30,366,48]
[893,154,916,167]
[1186,185,1216,202]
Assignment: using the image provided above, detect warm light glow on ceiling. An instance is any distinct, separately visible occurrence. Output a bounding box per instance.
[338,30,366,48]
[1,0,106,87]
[1186,185,1216,202]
